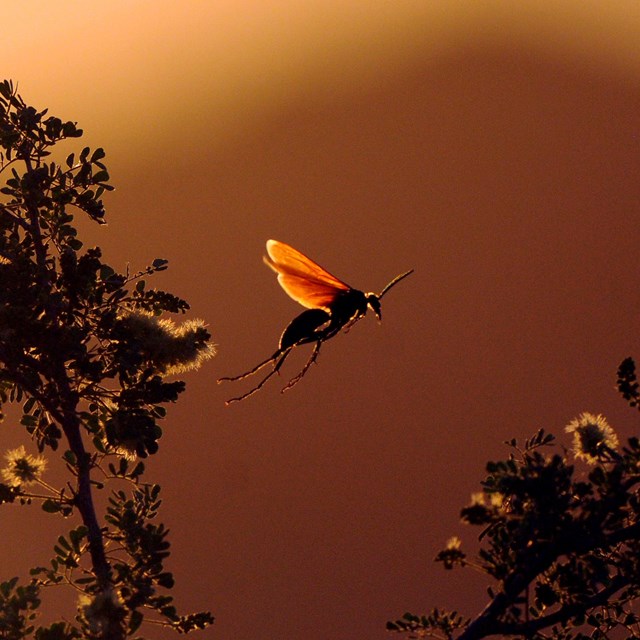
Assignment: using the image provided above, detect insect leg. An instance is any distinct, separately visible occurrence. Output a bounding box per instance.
[224,348,293,404]
[219,309,330,385]
[217,350,281,383]
[281,339,323,393]
[221,309,333,403]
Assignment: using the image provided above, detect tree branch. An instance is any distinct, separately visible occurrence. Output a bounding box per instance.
[458,523,640,640]
[493,574,629,636]
[0,348,113,591]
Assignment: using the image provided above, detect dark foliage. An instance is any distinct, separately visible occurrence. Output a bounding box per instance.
[389,370,640,640]
[0,80,214,639]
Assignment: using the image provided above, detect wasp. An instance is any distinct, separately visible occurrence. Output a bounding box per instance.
[218,239,413,404]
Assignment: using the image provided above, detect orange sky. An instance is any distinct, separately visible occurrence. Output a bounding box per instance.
[3,3,640,639]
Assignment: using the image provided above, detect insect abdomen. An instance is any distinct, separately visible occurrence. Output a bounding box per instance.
[279,309,331,350]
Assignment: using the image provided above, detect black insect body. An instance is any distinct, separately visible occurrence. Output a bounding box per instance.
[218,239,413,404]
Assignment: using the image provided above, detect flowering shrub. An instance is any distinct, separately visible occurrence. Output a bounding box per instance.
[0,80,214,639]
[389,402,640,639]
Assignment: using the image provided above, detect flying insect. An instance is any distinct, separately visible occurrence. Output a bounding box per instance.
[218,239,413,404]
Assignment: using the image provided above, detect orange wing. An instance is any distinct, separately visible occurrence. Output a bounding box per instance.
[264,239,351,310]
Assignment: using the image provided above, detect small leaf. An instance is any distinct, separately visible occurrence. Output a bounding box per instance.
[20,414,37,427]
[93,169,109,183]
[129,610,143,634]
[62,121,82,137]
[91,147,105,162]
[42,499,62,513]
[99,265,115,280]
[57,535,71,551]
[130,462,145,479]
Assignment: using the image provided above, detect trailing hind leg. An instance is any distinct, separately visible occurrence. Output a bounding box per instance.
[223,348,292,404]
[282,340,322,393]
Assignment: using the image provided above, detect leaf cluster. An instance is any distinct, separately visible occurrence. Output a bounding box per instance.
[0,80,214,638]
[390,415,640,640]
[105,485,213,634]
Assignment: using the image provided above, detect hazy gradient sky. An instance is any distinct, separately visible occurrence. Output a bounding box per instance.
[3,2,640,639]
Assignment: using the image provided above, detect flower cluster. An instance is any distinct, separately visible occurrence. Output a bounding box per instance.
[565,412,619,464]
[117,310,216,375]
[435,536,466,570]
[78,587,126,635]
[1,446,46,487]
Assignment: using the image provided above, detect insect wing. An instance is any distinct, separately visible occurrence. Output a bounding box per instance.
[265,240,351,310]
[266,240,349,288]
[272,273,347,309]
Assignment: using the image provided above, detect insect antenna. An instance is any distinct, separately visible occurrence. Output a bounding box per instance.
[379,269,414,299]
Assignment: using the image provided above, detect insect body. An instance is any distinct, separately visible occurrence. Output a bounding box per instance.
[218,239,413,404]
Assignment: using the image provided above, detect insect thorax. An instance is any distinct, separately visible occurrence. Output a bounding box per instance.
[329,289,370,325]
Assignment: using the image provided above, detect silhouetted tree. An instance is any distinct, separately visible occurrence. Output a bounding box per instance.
[0,80,215,639]
[388,370,640,640]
